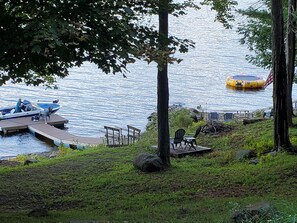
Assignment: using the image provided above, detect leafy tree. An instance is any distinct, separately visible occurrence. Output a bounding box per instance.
[0,0,238,166]
[200,0,238,29]
[237,0,296,124]
[238,0,297,151]
[237,1,273,69]
[0,0,193,86]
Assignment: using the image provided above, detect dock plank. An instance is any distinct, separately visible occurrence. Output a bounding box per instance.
[170,146,212,158]
[28,124,104,149]
[151,145,212,158]
[1,114,104,149]
[0,114,68,133]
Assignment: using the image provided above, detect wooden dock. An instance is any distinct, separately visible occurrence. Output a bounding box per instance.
[0,114,68,134]
[170,145,212,158]
[151,145,212,158]
[0,114,104,149]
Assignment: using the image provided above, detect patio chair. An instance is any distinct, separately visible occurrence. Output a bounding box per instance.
[184,126,202,149]
[203,112,219,134]
[170,128,186,149]
[208,112,219,122]
[224,112,234,122]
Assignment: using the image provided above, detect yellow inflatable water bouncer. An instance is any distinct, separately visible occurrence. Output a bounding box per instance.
[226,75,265,89]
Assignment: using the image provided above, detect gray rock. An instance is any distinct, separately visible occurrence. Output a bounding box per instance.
[49,151,59,158]
[235,150,253,161]
[133,153,166,172]
[231,202,276,223]
[250,158,260,165]
[189,108,202,122]
[267,151,277,156]
[24,159,38,165]
[28,208,49,217]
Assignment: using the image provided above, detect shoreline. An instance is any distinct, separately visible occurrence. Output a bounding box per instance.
[0,150,59,162]
[0,103,271,162]
[1,105,274,161]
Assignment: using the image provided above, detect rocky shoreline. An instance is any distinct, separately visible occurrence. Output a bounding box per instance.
[0,150,59,167]
[1,105,269,167]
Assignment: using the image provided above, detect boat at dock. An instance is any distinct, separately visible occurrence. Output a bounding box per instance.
[0,99,61,120]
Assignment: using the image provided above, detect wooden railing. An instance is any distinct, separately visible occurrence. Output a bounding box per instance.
[127,125,141,144]
[104,126,122,146]
[104,125,141,147]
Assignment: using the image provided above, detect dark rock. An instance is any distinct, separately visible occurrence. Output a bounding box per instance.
[178,207,190,215]
[133,153,166,172]
[189,108,199,114]
[24,159,38,165]
[202,122,233,134]
[243,118,265,125]
[189,108,202,122]
[28,208,49,217]
[231,202,276,223]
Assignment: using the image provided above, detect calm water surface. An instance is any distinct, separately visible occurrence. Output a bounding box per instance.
[1,1,295,159]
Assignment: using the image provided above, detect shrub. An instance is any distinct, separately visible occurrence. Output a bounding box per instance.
[169,109,193,130]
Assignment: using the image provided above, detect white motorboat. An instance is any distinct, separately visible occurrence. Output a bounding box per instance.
[0,99,61,120]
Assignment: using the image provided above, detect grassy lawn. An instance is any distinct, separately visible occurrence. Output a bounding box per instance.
[1,110,297,223]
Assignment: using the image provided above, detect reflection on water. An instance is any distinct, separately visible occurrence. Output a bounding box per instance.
[0,132,54,160]
[0,1,296,159]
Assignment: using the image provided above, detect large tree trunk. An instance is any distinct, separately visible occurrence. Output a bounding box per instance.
[286,0,296,126]
[272,0,291,150]
[157,0,170,165]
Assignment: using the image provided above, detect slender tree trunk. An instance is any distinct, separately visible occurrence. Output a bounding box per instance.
[286,0,296,126]
[272,0,291,150]
[158,0,170,165]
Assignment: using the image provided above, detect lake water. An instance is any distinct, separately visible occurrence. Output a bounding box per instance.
[1,1,295,159]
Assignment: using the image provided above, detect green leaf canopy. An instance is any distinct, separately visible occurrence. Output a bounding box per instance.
[0,0,196,86]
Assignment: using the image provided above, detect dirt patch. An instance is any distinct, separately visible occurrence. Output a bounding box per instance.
[0,160,20,167]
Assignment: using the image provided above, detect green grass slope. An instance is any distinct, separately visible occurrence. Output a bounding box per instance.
[1,110,297,223]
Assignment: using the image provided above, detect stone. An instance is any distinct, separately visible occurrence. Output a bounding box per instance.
[250,158,260,165]
[133,153,166,172]
[267,151,277,156]
[243,118,265,125]
[28,208,49,217]
[231,202,276,223]
[235,150,253,161]
[24,159,39,165]
[189,108,202,122]
[49,151,59,158]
